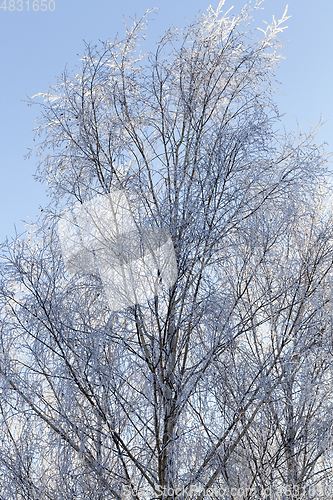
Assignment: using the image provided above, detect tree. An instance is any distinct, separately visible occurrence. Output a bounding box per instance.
[1,1,333,499]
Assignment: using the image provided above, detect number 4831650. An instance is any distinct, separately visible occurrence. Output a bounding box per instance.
[1,0,55,10]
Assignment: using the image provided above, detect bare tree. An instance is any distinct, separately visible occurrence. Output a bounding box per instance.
[1,2,332,499]
[209,198,333,499]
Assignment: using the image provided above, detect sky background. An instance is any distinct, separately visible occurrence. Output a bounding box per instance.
[0,0,332,243]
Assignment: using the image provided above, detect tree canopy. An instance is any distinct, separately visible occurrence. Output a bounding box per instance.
[1,2,333,499]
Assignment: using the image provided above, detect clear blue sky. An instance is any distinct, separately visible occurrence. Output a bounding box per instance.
[0,0,332,243]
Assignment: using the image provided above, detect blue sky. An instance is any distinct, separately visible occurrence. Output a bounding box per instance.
[0,0,332,243]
